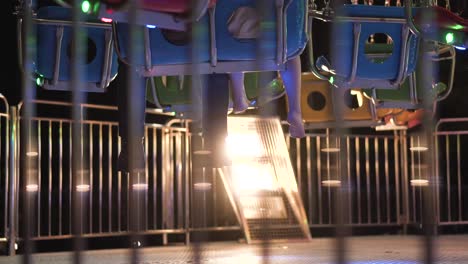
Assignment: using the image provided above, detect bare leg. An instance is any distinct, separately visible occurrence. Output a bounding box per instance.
[280,57,305,138]
[229,72,249,114]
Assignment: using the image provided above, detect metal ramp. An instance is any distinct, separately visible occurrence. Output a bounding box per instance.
[218,116,311,243]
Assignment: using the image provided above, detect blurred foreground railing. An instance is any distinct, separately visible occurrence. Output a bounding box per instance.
[0,94,9,244]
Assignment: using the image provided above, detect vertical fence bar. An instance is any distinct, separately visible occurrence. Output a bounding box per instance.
[118,170,121,232]
[89,124,94,234]
[411,136,416,222]
[346,136,352,224]
[71,0,87,261]
[375,137,381,224]
[306,136,312,222]
[99,124,103,233]
[384,137,390,224]
[1,97,9,243]
[355,137,361,224]
[456,135,461,222]
[212,167,217,227]
[48,121,52,236]
[393,131,409,231]
[59,121,63,235]
[435,130,441,226]
[109,126,113,232]
[8,107,17,256]
[296,138,302,193]
[145,127,149,231]
[184,126,190,245]
[152,128,157,230]
[38,120,42,237]
[190,0,205,258]
[18,0,38,258]
[326,136,331,224]
[445,135,451,222]
[127,172,130,231]
[0,99,6,241]
[69,124,72,235]
[0,104,2,238]
[365,137,370,223]
[316,136,323,224]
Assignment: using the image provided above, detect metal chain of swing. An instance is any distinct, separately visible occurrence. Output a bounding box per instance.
[348,0,402,7]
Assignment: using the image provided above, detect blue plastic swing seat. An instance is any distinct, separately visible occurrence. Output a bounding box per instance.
[332,5,420,88]
[35,6,119,90]
[114,0,307,68]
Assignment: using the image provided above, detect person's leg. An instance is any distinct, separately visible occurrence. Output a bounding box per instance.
[117,64,147,173]
[229,72,249,114]
[280,56,305,138]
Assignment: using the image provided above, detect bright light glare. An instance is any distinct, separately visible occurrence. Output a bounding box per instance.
[231,164,278,192]
[321,180,341,187]
[146,25,156,29]
[26,184,39,192]
[76,184,90,192]
[193,149,211,155]
[410,179,429,187]
[409,146,428,152]
[26,151,38,157]
[81,0,91,13]
[36,77,43,86]
[455,45,467,51]
[132,183,148,190]
[226,134,263,158]
[321,147,340,153]
[445,32,455,44]
[101,17,113,23]
[194,182,212,191]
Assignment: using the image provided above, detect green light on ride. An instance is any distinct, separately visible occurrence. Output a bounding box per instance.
[93,2,100,13]
[445,32,455,44]
[81,0,91,13]
[450,25,464,30]
[36,77,44,86]
[329,76,334,84]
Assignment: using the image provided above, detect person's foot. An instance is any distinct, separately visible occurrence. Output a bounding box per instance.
[232,97,249,114]
[118,139,146,173]
[288,112,306,138]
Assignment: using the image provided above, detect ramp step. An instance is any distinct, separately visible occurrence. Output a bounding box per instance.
[220,116,312,243]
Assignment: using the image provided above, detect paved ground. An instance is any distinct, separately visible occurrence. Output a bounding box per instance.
[1,235,467,264]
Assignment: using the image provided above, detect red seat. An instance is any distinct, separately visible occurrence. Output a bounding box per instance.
[141,0,217,14]
[416,6,468,32]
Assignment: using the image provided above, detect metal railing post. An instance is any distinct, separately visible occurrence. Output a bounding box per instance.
[401,129,410,234]
[8,106,18,256]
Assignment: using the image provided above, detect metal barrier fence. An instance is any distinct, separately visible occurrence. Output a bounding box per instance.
[2,99,468,252]
[11,101,192,243]
[0,94,9,242]
[434,118,468,227]
[287,131,405,228]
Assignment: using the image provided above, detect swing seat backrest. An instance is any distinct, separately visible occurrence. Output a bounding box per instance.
[36,6,118,91]
[332,5,419,83]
